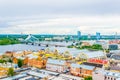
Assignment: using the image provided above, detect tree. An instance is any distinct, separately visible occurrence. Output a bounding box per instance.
[91,44,103,50]
[85,76,92,80]
[8,58,12,63]
[18,59,23,67]
[0,59,4,64]
[7,68,14,76]
[8,58,13,66]
[0,59,7,66]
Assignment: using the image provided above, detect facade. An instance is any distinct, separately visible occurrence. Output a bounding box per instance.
[0,67,8,78]
[0,55,2,59]
[78,51,106,61]
[4,51,15,57]
[70,63,95,78]
[81,42,91,47]
[52,36,65,41]
[83,62,103,68]
[109,44,118,50]
[23,50,32,55]
[109,40,120,44]
[28,59,44,68]
[13,51,24,57]
[27,54,46,68]
[88,58,108,65]
[46,58,68,73]
[13,50,32,58]
[13,57,18,64]
[45,38,52,41]
[93,69,120,80]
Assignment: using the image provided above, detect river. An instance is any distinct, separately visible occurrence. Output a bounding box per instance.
[0,41,74,54]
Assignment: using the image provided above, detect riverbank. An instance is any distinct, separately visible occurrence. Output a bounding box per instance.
[0,38,20,45]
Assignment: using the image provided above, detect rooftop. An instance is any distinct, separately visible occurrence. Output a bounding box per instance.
[83,62,103,68]
[2,74,27,80]
[47,58,66,65]
[27,71,48,78]
[71,63,95,70]
[48,47,105,58]
[26,53,38,59]
[95,70,120,78]
[39,69,59,76]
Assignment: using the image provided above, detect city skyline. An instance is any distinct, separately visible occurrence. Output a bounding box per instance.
[0,0,120,35]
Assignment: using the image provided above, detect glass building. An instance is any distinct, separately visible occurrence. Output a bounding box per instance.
[77,31,81,40]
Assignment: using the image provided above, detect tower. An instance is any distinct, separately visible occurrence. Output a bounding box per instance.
[77,31,81,40]
[96,32,100,40]
[88,34,91,40]
[115,32,117,40]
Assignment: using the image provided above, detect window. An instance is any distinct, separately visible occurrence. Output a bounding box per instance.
[111,78,113,80]
[104,76,107,79]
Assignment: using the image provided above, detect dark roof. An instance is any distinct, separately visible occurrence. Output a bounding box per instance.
[83,62,103,68]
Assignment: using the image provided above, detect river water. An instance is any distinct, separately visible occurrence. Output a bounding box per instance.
[0,41,74,54]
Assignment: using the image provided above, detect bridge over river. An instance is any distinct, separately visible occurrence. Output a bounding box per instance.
[23,34,72,47]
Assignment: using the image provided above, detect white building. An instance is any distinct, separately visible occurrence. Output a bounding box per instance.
[93,69,120,80]
[46,58,68,73]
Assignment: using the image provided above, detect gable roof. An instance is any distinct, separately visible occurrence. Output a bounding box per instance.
[47,58,66,65]
[49,47,105,58]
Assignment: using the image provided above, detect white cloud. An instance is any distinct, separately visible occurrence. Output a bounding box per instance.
[0,0,120,35]
[0,15,120,35]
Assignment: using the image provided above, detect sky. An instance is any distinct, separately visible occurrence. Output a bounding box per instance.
[0,0,120,35]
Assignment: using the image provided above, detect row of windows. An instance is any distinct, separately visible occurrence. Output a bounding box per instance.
[105,76,116,80]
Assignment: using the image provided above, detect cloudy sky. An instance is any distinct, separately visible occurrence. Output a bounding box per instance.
[0,0,120,35]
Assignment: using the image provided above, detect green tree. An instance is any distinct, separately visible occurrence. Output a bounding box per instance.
[8,58,13,63]
[0,59,6,64]
[8,58,13,66]
[85,76,92,80]
[0,38,20,45]
[7,68,14,76]
[17,59,23,67]
[91,44,103,50]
